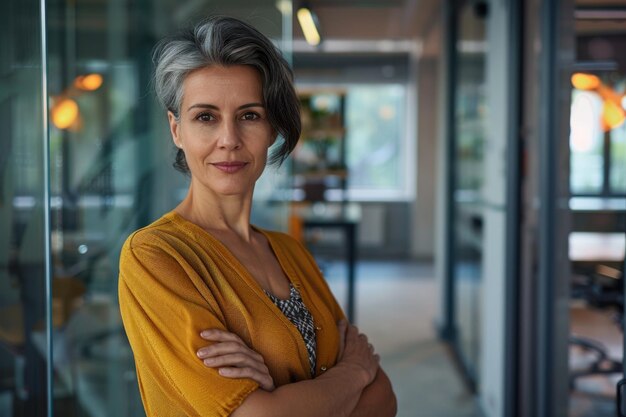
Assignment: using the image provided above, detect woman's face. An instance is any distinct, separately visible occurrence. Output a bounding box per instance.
[168,65,275,198]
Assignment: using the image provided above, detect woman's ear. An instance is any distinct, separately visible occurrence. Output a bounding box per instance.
[168,111,182,148]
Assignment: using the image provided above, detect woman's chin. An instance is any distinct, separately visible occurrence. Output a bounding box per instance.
[211,184,255,198]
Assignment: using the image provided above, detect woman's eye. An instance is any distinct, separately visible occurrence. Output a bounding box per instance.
[241,112,260,121]
[196,113,214,122]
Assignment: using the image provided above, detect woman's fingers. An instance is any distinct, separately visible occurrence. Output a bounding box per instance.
[207,349,275,391]
[200,328,244,343]
[218,366,275,391]
[202,352,269,373]
[338,323,380,384]
[197,341,264,362]
[196,329,275,391]
[197,340,266,370]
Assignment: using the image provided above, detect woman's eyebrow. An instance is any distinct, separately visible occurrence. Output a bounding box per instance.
[187,102,264,112]
[239,102,264,110]
[187,103,218,112]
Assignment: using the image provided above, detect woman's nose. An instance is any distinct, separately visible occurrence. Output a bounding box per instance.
[217,120,242,150]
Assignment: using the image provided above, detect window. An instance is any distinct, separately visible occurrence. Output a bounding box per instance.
[610,122,626,194]
[294,53,414,201]
[569,73,626,196]
[344,84,410,200]
[569,89,605,194]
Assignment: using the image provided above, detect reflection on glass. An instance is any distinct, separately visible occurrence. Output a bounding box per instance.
[45,2,291,416]
[569,14,626,415]
[0,0,49,416]
[451,1,486,385]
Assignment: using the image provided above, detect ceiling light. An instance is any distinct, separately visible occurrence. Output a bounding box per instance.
[297,6,321,46]
[603,99,625,131]
[52,98,79,129]
[74,73,103,91]
[571,73,600,90]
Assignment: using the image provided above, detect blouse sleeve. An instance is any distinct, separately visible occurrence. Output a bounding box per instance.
[118,233,258,417]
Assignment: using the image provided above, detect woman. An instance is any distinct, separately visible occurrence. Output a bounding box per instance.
[119,16,396,417]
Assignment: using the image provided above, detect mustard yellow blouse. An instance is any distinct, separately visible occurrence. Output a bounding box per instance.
[118,211,345,417]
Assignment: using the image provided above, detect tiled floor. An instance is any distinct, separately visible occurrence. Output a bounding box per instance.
[322,260,481,417]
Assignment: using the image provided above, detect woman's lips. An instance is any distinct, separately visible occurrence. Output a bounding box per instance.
[211,161,249,173]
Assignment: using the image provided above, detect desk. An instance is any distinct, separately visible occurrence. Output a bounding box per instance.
[295,203,360,322]
[570,197,626,233]
[303,218,358,322]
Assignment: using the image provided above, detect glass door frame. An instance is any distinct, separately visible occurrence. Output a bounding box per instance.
[441,0,484,391]
[40,0,54,413]
[440,0,523,414]
[517,0,575,416]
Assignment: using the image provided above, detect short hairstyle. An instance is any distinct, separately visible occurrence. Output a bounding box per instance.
[153,16,301,172]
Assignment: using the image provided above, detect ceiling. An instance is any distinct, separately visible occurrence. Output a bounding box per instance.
[46,0,626,64]
[291,0,439,42]
[291,0,626,40]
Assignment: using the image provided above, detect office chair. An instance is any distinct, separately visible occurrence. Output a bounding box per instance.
[570,264,624,390]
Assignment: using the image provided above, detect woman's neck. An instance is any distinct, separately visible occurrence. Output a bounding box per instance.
[174,182,255,242]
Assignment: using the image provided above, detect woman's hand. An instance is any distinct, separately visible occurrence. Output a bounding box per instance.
[336,320,380,386]
[197,329,275,391]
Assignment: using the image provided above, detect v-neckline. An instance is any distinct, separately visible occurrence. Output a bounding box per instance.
[265,283,297,302]
[163,211,315,375]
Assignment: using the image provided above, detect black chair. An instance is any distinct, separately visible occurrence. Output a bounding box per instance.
[570,264,624,390]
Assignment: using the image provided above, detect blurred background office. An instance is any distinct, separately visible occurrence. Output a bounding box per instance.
[0,0,625,416]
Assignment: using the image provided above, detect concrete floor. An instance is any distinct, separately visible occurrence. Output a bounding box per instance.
[323,260,481,417]
[322,259,624,417]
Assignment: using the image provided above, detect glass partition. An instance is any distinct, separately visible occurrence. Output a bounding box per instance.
[451,0,487,386]
[0,1,50,416]
[42,1,292,416]
[568,5,626,415]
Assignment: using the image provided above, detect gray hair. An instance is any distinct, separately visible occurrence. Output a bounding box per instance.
[153,16,301,171]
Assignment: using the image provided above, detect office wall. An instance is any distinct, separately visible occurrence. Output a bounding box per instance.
[412,57,440,261]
